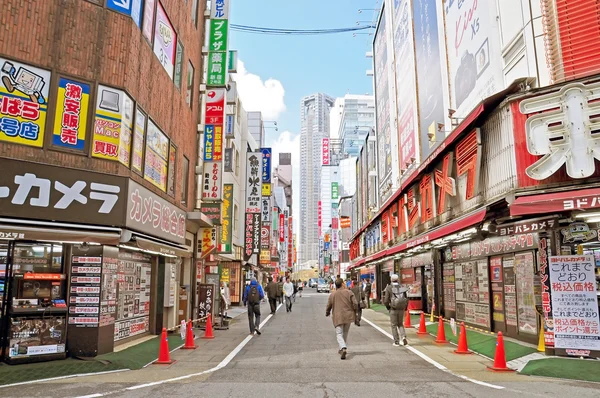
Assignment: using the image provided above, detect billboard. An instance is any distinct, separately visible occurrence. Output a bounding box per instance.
[393,0,419,169]
[444,0,504,119]
[153,2,176,79]
[53,77,90,151]
[219,184,233,253]
[373,6,393,203]
[322,138,330,165]
[413,0,445,159]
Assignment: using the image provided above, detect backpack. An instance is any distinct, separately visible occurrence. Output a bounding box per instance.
[248,285,260,304]
[390,286,408,310]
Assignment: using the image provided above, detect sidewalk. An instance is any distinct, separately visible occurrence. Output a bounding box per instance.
[0,301,273,388]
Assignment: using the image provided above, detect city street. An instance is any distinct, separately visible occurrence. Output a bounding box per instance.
[2,293,600,398]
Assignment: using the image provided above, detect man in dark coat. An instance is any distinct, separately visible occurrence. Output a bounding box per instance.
[266,277,279,314]
[350,277,365,326]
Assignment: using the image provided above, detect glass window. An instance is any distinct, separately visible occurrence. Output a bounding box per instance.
[234,148,239,176]
[181,156,190,205]
[186,61,195,106]
[192,0,199,27]
[233,204,239,234]
[174,40,184,90]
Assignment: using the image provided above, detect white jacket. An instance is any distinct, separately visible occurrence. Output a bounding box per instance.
[283,282,294,297]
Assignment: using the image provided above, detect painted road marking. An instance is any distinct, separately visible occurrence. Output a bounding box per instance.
[362,316,505,390]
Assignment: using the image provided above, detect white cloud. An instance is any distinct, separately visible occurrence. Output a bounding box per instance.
[233,60,286,121]
[269,131,301,233]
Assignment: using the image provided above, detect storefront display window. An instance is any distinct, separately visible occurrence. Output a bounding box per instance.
[503,257,518,327]
[114,250,151,342]
[9,316,65,358]
[515,251,537,335]
[221,262,241,304]
[454,260,491,329]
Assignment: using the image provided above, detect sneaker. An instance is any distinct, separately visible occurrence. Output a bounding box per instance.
[341,348,347,360]
[403,337,408,346]
[393,341,400,347]
[255,329,261,335]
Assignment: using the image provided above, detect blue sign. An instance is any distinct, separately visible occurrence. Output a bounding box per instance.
[131,0,144,27]
[203,125,215,161]
[324,242,330,251]
[260,147,272,183]
[107,0,144,28]
[225,114,234,137]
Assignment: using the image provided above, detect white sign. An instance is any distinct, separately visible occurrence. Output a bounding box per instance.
[444,0,504,120]
[201,161,223,201]
[210,0,230,19]
[180,320,187,340]
[550,255,600,350]
[245,152,261,213]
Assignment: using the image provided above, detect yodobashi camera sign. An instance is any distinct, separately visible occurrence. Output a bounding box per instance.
[444,0,504,119]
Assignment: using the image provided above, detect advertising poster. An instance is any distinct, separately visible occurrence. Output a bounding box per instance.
[153,1,176,79]
[200,228,217,259]
[9,317,66,358]
[118,93,134,167]
[53,77,90,151]
[92,85,123,161]
[538,237,554,346]
[197,283,215,320]
[443,263,456,311]
[131,107,146,174]
[201,161,222,200]
[219,184,233,254]
[373,9,392,201]
[142,0,156,43]
[0,58,51,148]
[550,255,600,350]
[503,258,518,327]
[515,252,537,335]
[143,120,169,191]
[444,0,504,119]
[393,0,418,168]
[413,0,445,158]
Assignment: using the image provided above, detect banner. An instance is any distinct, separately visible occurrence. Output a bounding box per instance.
[201,161,222,200]
[219,184,233,253]
[53,77,90,151]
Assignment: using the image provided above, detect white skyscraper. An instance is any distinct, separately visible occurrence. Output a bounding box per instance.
[299,93,334,266]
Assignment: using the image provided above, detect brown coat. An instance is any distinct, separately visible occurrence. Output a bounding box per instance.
[351,284,365,303]
[266,281,279,298]
[326,287,358,327]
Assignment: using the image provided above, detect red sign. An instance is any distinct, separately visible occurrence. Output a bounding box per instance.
[318,200,322,236]
[322,138,330,165]
[205,89,225,125]
[23,273,64,281]
[341,217,351,229]
[261,224,270,249]
[213,125,223,161]
[510,187,600,216]
[288,217,293,269]
[381,210,390,244]
[279,213,285,242]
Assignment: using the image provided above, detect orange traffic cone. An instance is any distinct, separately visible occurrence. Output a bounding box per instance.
[454,322,472,354]
[203,314,215,339]
[417,312,428,335]
[487,332,514,371]
[182,319,197,349]
[404,310,411,328]
[154,328,175,364]
[435,316,448,344]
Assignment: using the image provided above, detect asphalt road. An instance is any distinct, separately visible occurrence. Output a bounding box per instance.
[3,292,600,397]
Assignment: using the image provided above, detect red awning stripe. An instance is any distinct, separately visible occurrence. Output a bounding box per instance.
[509,187,600,216]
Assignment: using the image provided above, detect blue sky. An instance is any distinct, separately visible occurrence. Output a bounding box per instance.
[229,0,379,141]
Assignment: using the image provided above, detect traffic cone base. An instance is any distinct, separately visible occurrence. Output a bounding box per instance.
[487,332,514,372]
[404,310,412,328]
[203,314,215,339]
[182,319,198,349]
[435,316,448,344]
[154,328,176,365]
[417,312,428,335]
[454,322,472,354]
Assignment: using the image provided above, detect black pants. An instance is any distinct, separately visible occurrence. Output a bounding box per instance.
[268,297,277,313]
[356,305,362,324]
[247,303,261,333]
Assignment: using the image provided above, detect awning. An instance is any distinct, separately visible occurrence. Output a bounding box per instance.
[121,230,192,258]
[510,187,600,216]
[0,223,121,245]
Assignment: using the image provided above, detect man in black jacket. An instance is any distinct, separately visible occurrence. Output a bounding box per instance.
[364,278,372,309]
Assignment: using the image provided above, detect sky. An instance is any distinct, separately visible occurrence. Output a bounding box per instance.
[230,0,380,227]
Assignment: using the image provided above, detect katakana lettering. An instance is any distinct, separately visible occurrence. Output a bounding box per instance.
[89,182,120,213]
[12,173,51,207]
[54,180,87,209]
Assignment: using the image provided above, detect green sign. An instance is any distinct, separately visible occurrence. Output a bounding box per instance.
[228,50,237,72]
[331,182,339,200]
[209,19,229,52]
[208,51,227,86]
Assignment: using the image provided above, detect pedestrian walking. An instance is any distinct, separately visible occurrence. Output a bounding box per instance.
[364,278,372,309]
[350,277,366,326]
[266,277,279,315]
[383,274,409,346]
[325,278,358,360]
[277,277,284,305]
[292,279,298,302]
[298,280,304,298]
[220,281,231,315]
[283,277,294,312]
[242,277,265,335]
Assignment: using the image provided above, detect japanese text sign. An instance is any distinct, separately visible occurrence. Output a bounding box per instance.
[197,283,215,320]
[205,89,225,125]
[261,196,271,223]
[0,158,127,226]
[153,2,176,79]
[204,125,215,161]
[244,212,261,261]
[209,19,229,53]
[0,58,51,148]
[245,152,262,212]
[208,51,227,87]
[260,148,272,182]
[143,120,169,192]
[218,184,233,254]
[210,0,230,19]
[53,78,90,151]
[322,138,330,165]
[200,228,217,259]
[93,85,133,164]
[126,179,186,244]
[201,161,222,201]
[331,182,338,200]
[549,255,600,350]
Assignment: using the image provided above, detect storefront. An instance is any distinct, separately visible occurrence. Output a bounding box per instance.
[399,251,435,312]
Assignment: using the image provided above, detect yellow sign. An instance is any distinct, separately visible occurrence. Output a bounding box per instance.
[0,58,51,148]
[92,85,123,161]
[143,120,169,191]
[200,228,217,259]
[221,267,230,283]
[260,249,270,264]
[53,77,90,151]
[261,183,271,197]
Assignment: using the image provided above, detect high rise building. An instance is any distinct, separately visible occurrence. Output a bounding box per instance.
[299,93,334,266]
[331,95,375,157]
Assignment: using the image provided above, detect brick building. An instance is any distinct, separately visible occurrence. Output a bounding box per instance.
[0,0,209,363]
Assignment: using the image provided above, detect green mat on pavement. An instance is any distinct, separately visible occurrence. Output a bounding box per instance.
[520,358,600,382]
[425,322,536,361]
[0,333,184,386]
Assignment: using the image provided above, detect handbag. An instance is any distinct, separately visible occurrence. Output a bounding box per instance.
[360,300,366,309]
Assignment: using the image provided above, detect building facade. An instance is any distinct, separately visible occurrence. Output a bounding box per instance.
[299,93,334,266]
[0,0,207,363]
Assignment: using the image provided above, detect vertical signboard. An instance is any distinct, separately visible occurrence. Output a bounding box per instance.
[131,107,146,175]
[331,182,339,200]
[393,0,419,170]
[244,152,262,261]
[288,216,293,270]
[207,0,230,86]
[201,161,222,200]
[205,89,225,125]
[143,120,169,192]
[261,148,272,182]
[322,138,330,165]
[69,255,102,327]
[153,2,176,79]
[200,228,217,259]
[53,77,90,151]
[444,0,504,119]
[279,213,285,242]
[413,0,445,158]
[373,8,393,202]
[318,200,322,237]
[218,184,233,253]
